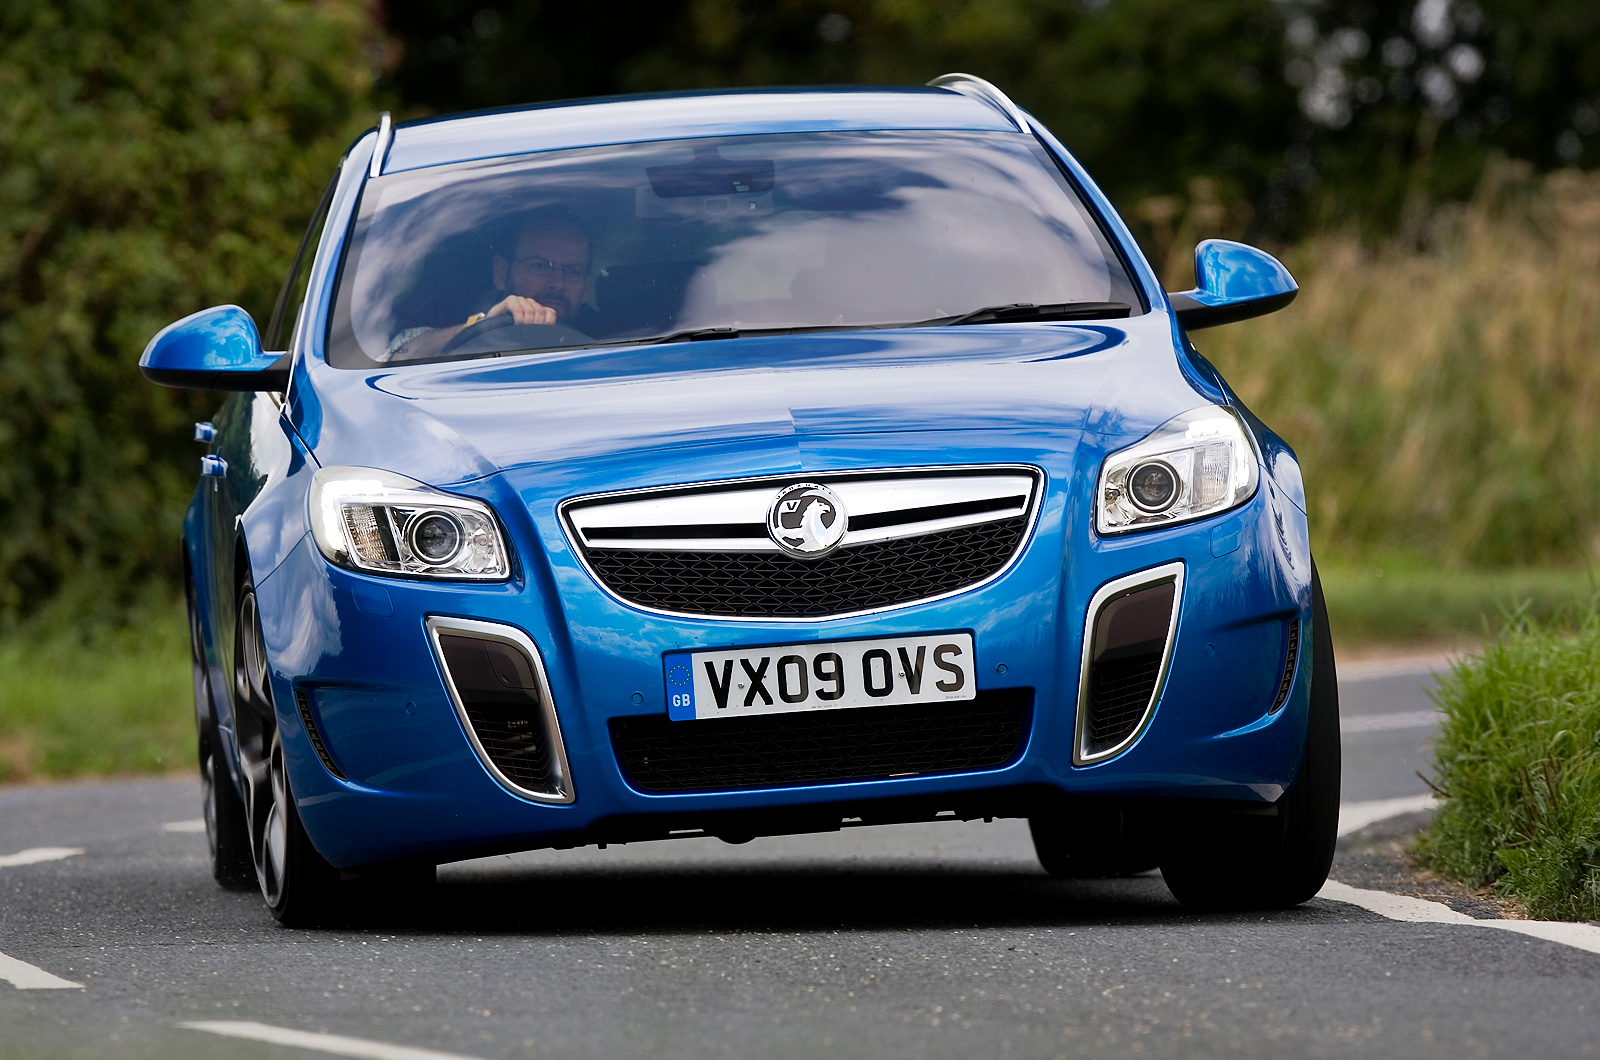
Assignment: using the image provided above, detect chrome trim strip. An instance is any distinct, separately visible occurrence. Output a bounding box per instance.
[559,464,1045,623]
[927,73,1031,134]
[369,112,392,179]
[1073,561,1185,766]
[425,616,574,804]
[568,472,1035,552]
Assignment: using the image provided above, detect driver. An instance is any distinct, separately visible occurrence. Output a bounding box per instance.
[386,208,596,360]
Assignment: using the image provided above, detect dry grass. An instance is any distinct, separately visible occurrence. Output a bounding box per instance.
[1196,163,1600,567]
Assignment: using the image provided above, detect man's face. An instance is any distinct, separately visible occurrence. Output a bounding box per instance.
[494,227,590,321]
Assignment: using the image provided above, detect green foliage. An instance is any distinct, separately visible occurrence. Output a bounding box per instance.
[1199,165,1600,567]
[1418,601,1600,921]
[0,0,380,629]
[0,593,191,781]
[1319,561,1597,647]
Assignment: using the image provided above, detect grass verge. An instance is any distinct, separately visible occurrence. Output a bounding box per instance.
[1320,561,1597,650]
[1416,602,1600,921]
[0,597,192,783]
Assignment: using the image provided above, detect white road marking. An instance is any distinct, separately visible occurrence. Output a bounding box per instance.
[0,950,83,990]
[1338,653,1461,682]
[162,819,206,833]
[1338,794,1438,836]
[1318,880,1600,956]
[181,1022,487,1060]
[1342,710,1442,733]
[0,847,83,868]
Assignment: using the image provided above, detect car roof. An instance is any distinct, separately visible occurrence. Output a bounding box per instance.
[383,86,1020,174]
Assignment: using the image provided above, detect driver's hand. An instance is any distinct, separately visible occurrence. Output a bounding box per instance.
[487,295,556,326]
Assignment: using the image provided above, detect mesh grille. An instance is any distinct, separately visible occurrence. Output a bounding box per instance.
[294,689,345,780]
[610,690,1032,793]
[462,701,552,788]
[1085,654,1162,754]
[583,517,1027,618]
[1270,618,1300,713]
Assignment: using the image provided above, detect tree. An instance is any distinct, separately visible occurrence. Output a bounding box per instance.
[0,0,383,627]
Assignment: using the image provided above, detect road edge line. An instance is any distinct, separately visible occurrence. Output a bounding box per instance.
[1318,880,1600,956]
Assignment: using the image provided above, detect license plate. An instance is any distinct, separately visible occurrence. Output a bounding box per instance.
[663,633,975,721]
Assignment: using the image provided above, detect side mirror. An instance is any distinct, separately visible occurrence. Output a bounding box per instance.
[1167,239,1298,330]
[139,305,289,391]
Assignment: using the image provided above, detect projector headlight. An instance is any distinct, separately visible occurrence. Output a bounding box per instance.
[1096,405,1259,535]
[309,467,510,580]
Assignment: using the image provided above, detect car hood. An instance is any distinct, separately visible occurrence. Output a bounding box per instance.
[291,315,1214,488]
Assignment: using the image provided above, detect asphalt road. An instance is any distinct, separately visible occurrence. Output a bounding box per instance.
[3,663,1596,1060]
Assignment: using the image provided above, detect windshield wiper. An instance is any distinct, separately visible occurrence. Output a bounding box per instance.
[927,301,1133,326]
[588,304,1133,353]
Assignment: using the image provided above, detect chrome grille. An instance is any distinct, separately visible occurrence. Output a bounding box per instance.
[563,468,1040,619]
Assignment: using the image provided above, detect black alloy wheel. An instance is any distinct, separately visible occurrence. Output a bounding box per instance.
[1157,562,1342,910]
[233,578,341,925]
[191,576,253,889]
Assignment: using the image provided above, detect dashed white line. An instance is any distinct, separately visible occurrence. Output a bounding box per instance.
[0,847,83,868]
[1318,880,1600,956]
[181,1022,487,1060]
[1338,653,1460,681]
[0,950,82,990]
[1342,709,1441,733]
[162,819,207,833]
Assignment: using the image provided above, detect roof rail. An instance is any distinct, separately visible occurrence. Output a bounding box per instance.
[369,111,393,179]
[926,73,1030,134]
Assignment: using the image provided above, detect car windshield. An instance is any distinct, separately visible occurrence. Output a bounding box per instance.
[327,129,1142,368]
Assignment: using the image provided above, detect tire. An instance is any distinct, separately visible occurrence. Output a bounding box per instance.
[189,571,254,889]
[1159,562,1341,910]
[1030,801,1159,878]
[233,577,342,926]
[199,710,256,890]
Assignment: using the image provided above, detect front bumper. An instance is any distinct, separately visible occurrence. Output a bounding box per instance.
[252,453,1313,870]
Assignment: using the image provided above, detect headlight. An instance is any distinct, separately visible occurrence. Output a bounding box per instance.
[309,467,510,580]
[1096,405,1259,535]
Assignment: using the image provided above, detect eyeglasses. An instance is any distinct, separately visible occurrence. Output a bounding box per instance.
[513,256,587,282]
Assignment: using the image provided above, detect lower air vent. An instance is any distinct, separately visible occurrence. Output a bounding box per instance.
[1076,564,1183,764]
[1271,618,1300,713]
[611,690,1032,793]
[428,619,572,803]
[294,688,345,780]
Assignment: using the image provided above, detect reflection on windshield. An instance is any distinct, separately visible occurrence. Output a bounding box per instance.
[327,130,1140,368]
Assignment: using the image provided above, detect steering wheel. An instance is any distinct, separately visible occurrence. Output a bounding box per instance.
[437,311,516,357]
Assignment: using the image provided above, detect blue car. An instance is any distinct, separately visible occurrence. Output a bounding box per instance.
[142,75,1336,925]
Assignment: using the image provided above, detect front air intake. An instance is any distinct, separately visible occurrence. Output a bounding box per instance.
[1075,563,1184,764]
[427,618,573,803]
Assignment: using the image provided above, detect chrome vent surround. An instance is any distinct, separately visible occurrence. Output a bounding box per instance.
[1074,562,1185,765]
[562,466,1042,620]
[426,617,574,804]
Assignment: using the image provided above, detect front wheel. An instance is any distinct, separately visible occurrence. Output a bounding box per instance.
[234,577,342,926]
[1159,563,1341,910]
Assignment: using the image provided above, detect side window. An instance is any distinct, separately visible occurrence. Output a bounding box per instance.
[264,164,341,352]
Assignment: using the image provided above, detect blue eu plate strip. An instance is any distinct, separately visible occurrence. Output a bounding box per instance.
[663,652,697,720]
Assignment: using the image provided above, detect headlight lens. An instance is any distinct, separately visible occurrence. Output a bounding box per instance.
[309,467,510,580]
[1096,405,1258,535]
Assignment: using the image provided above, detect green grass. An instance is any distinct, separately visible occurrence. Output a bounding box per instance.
[1416,601,1600,921]
[1320,561,1598,649]
[0,598,193,783]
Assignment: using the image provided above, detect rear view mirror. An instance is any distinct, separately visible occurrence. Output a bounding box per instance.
[139,305,289,390]
[1167,239,1298,330]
